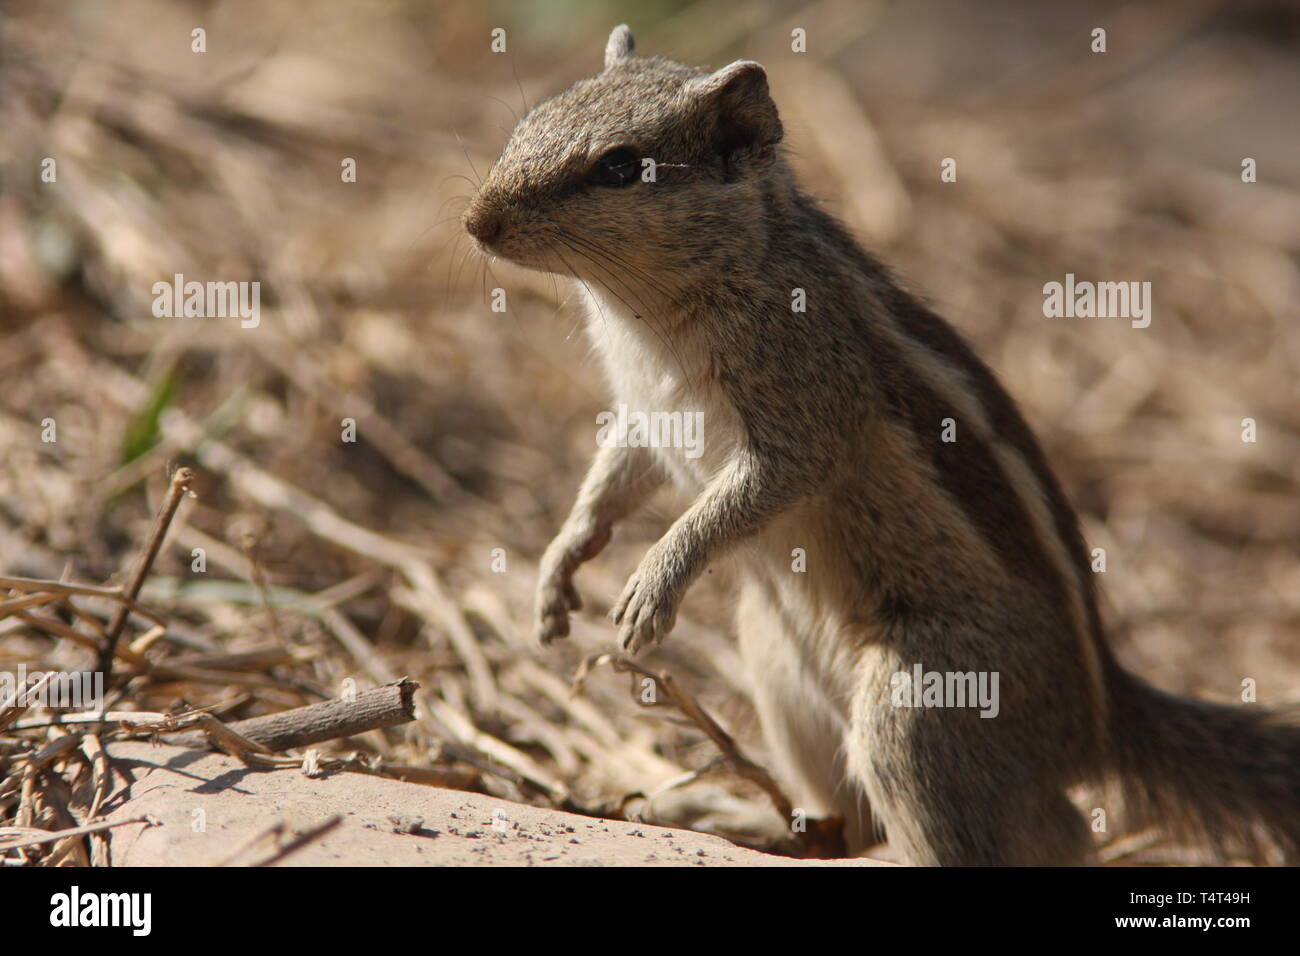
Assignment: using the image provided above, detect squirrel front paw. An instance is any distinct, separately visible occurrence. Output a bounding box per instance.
[534,566,582,645]
[534,521,611,645]
[611,550,683,654]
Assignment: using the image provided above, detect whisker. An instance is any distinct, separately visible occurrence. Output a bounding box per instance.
[439,173,481,193]
[413,199,474,251]
[442,231,470,311]
[552,244,610,337]
[560,234,695,379]
[560,234,662,315]
[453,131,484,187]
[564,232,682,310]
[554,236,694,390]
[452,238,481,298]
[432,193,472,222]
[510,51,530,115]
[484,93,519,126]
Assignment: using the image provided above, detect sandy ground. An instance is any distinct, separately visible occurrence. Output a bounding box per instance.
[103,743,887,867]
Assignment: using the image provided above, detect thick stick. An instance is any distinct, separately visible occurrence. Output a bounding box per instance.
[163,678,419,752]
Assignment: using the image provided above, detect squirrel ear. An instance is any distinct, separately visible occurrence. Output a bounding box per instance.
[604,25,635,69]
[689,60,783,174]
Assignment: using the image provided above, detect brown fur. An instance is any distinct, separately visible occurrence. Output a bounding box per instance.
[464,26,1300,865]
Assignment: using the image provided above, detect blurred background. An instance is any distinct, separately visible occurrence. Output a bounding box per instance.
[2,0,1298,860]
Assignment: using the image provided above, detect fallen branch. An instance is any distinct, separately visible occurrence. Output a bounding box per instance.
[161,678,419,752]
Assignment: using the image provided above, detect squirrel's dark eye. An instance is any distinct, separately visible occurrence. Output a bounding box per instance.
[590,147,640,188]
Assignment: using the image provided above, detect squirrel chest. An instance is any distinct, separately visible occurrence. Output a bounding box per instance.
[580,284,744,493]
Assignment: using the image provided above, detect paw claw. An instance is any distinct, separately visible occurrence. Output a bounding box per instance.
[612,568,677,654]
[610,576,638,625]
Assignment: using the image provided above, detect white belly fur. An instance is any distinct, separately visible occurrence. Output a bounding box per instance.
[579,283,873,828]
[580,283,864,673]
[579,284,740,491]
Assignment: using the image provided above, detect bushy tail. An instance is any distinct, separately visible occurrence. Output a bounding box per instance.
[1105,662,1300,863]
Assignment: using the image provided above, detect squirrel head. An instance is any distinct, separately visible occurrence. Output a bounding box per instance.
[463,26,786,305]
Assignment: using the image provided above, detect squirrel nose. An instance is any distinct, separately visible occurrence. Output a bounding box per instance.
[464,205,503,244]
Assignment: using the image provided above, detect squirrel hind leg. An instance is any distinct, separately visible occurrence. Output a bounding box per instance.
[848,669,1095,865]
[736,585,879,852]
[896,791,1092,867]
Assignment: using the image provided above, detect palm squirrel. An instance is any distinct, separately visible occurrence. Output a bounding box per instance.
[463,25,1300,865]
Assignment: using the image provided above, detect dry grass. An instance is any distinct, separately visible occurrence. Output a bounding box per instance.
[1,0,1297,865]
